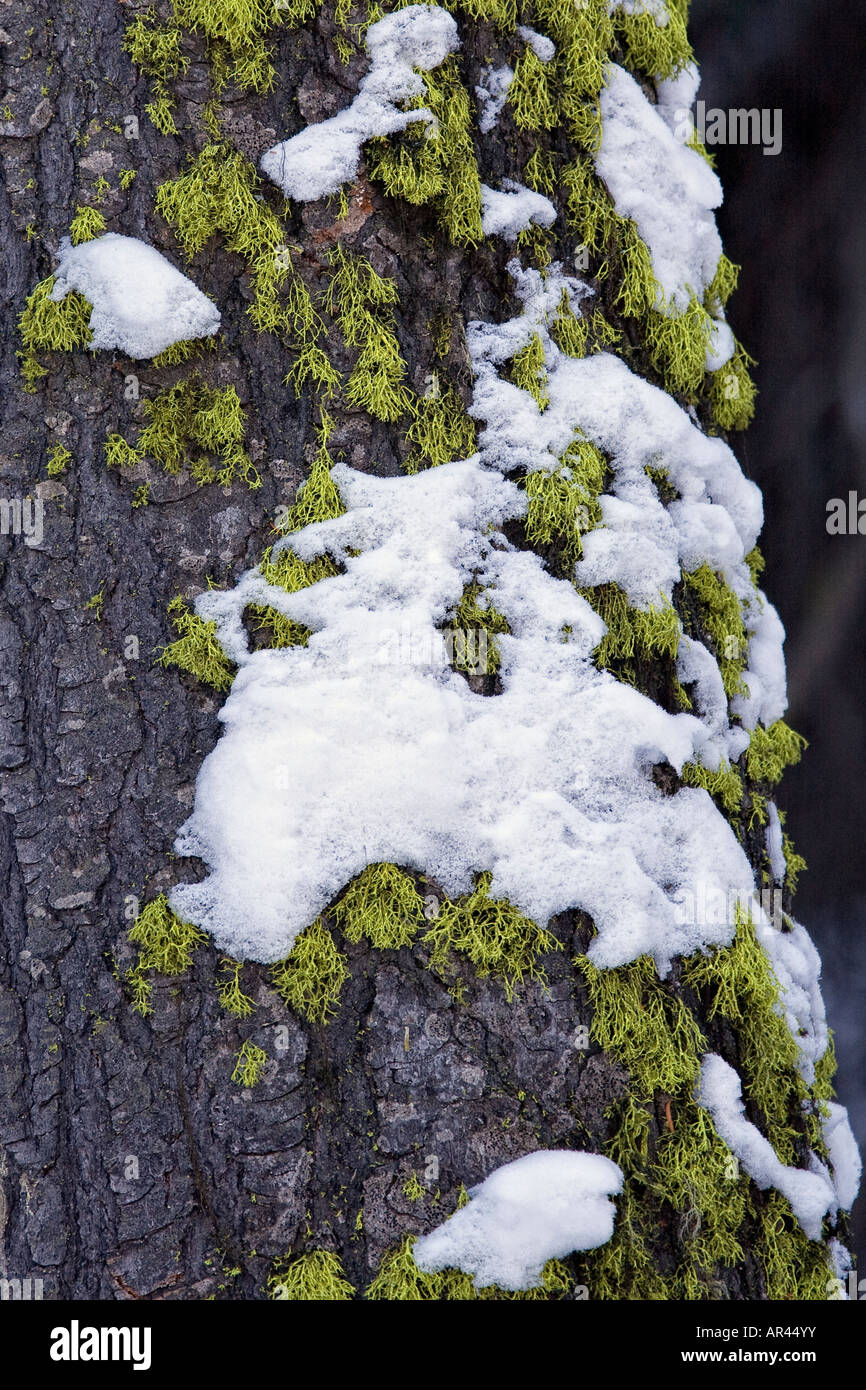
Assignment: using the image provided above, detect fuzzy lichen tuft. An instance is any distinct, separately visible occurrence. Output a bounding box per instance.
[270,919,349,1023]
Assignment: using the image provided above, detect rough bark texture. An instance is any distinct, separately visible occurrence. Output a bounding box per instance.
[0,0,851,1300]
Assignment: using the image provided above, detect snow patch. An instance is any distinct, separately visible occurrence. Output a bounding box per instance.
[517,25,555,63]
[823,1102,862,1212]
[475,64,513,135]
[480,180,556,240]
[698,1053,836,1240]
[260,5,459,201]
[412,1151,623,1290]
[596,64,723,313]
[50,233,221,359]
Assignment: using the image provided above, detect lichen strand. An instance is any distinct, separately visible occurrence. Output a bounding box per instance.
[367,56,483,247]
[126,895,208,1015]
[522,433,609,574]
[365,1234,572,1300]
[17,276,93,390]
[158,594,237,691]
[268,1250,355,1300]
[332,863,424,949]
[104,374,260,489]
[681,563,748,697]
[270,919,350,1024]
[575,911,838,1299]
[325,246,413,421]
[156,145,339,393]
[423,872,561,1001]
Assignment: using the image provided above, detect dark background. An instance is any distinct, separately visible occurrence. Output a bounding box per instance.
[691,0,866,1273]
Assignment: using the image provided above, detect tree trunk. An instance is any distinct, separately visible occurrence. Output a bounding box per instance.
[0,0,858,1301]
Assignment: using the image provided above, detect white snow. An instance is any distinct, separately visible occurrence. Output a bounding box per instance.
[475,64,513,135]
[608,0,670,25]
[516,25,555,63]
[595,64,723,314]
[49,233,221,359]
[765,802,786,885]
[260,5,459,201]
[480,180,556,240]
[698,1054,836,1240]
[412,1151,622,1289]
[823,1102,862,1211]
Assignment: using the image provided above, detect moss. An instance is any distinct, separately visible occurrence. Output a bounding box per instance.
[682,564,748,698]
[710,342,757,432]
[562,158,616,259]
[523,435,607,573]
[158,593,236,691]
[109,374,259,488]
[326,245,413,421]
[268,1249,355,1300]
[157,145,337,391]
[123,13,189,133]
[46,443,71,476]
[231,1040,268,1087]
[126,894,208,1015]
[613,6,694,81]
[69,204,107,244]
[508,47,558,131]
[681,911,803,1164]
[509,332,549,410]
[366,1235,475,1300]
[644,298,714,398]
[681,760,743,817]
[423,872,560,1001]
[581,954,705,1098]
[745,719,806,786]
[18,276,92,389]
[582,582,680,676]
[446,582,509,675]
[271,919,349,1023]
[217,958,255,1017]
[332,863,424,949]
[405,377,475,472]
[371,57,483,247]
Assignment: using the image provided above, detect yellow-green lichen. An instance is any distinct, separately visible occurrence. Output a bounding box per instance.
[123,12,189,134]
[613,4,694,83]
[509,332,549,409]
[46,443,71,476]
[523,433,608,573]
[69,204,107,245]
[126,894,208,1015]
[231,1039,268,1087]
[404,377,475,472]
[446,582,509,676]
[217,958,255,1017]
[268,1249,355,1300]
[105,374,259,488]
[710,343,757,432]
[745,720,806,786]
[326,245,413,421]
[271,919,349,1024]
[332,863,424,950]
[18,276,92,389]
[681,564,748,698]
[681,760,743,817]
[423,873,560,1000]
[158,593,236,692]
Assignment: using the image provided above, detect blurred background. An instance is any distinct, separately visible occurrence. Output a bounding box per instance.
[690,0,866,1275]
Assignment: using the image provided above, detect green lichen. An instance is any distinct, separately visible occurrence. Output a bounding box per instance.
[562,158,615,258]
[523,433,608,573]
[682,564,748,698]
[271,919,349,1023]
[126,894,208,1015]
[158,593,236,691]
[508,46,558,131]
[123,13,189,134]
[18,276,92,389]
[368,56,483,247]
[705,253,740,319]
[404,377,475,472]
[613,4,694,82]
[69,204,107,245]
[217,958,255,1017]
[509,332,549,409]
[268,1250,355,1300]
[446,582,509,676]
[231,1039,268,1087]
[402,1173,426,1201]
[46,443,71,476]
[710,343,757,432]
[644,298,714,398]
[681,760,743,817]
[326,245,413,421]
[582,583,680,678]
[173,0,285,93]
[366,1233,572,1300]
[106,375,259,488]
[745,720,806,786]
[332,863,424,949]
[423,873,560,1001]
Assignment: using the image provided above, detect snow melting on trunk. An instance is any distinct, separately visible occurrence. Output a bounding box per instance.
[480,181,556,239]
[260,5,459,202]
[697,1055,839,1239]
[50,233,221,359]
[412,1151,623,1290]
